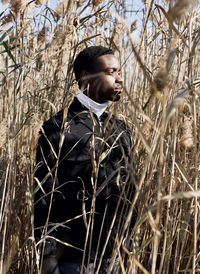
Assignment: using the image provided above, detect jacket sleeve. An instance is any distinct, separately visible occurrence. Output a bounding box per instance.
[34,116,93,239]
[34,120,60,239]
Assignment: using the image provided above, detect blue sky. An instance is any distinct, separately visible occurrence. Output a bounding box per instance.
[0,0,144,42]
[0,0,144,15]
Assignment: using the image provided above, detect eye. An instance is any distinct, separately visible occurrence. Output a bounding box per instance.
[117,70,122,77]
[105,68,121,77]
[107,69,115,75]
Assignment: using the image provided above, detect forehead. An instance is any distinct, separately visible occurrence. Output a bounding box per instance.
[92,54,120,71]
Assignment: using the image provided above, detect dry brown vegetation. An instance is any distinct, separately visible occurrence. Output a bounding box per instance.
[0,0,200,273]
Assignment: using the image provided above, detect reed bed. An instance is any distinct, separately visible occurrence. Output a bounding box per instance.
[0,0,199,273]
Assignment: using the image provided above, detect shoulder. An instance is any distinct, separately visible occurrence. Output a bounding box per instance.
[41,97,82,134]
[42,110,64,136]
[38,98,90,143]
[110,114,134,146]
[110,114,131,132]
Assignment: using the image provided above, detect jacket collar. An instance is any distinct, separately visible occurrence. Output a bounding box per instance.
[66,97,111,130]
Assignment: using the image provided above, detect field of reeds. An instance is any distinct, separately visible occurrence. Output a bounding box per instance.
[0,0,200,273]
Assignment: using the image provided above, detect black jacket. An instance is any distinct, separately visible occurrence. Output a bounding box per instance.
[34,97,135,263]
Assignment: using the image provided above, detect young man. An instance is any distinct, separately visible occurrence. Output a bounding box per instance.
[34,46,136,274]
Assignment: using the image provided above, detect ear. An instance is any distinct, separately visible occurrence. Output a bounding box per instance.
[79,70,90,89]
[80,70,90,81]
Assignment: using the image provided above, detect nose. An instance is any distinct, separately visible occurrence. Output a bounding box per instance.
[115,72,123,84]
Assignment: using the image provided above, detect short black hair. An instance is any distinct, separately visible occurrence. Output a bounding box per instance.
[73,45,114,81]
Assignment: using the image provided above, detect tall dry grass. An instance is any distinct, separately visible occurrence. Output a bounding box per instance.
[0,0,200,273]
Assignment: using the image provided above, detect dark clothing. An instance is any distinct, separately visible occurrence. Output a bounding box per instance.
[34,98,135,271]
[41,256,92,274]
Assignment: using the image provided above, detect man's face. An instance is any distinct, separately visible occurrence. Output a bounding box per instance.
[86,54,123,103]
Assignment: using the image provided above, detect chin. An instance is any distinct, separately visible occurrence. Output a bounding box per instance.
[112,95,121,101]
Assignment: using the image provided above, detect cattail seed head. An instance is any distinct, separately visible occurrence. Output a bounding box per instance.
[36,52,45,71]
[180,116,194,149]
[28,36,35,55]
[154,69,168,92]
[55,0,73,19]
[35,0,45,5]
[37,27,47,44]
[10,0,26,13]
[143,121,152,140]
[167,0,197,22]
[92,0,103,6]
[77,0,85,7]
[1,13,13,25]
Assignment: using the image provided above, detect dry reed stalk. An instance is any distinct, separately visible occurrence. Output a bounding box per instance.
[0,120,7,151]
[0,0,200,273]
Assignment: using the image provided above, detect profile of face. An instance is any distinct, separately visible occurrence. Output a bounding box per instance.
[80,54,123,103]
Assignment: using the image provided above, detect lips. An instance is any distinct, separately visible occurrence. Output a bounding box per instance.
[114,88,122,94]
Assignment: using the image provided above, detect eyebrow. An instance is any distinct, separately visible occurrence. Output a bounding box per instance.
[104,67,121,71]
